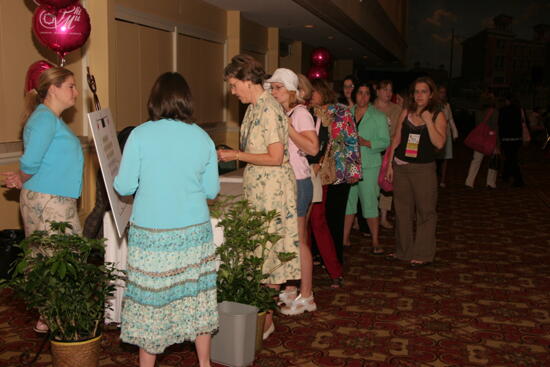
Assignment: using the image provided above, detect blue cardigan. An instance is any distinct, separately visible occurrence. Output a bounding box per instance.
[20,104,83,199]
[114,119,220,229]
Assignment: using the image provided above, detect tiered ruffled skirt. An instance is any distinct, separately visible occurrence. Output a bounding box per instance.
[121,221,218,354]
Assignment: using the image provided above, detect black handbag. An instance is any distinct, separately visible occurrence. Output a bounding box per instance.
[0,229,24,280]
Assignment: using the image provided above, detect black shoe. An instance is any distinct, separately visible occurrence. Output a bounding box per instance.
[410,260,432,268]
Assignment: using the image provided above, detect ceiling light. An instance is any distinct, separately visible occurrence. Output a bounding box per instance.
[304,24,315,29]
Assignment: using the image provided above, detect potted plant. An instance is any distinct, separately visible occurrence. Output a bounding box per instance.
[2,221,120,367]
[210,197,296,363]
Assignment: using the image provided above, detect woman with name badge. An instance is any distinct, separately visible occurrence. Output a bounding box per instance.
[384,77,447,267]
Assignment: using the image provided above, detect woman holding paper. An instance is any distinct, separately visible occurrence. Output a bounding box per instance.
[218,54,300,339]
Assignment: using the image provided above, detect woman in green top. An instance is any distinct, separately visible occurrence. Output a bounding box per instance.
[343,81,390,254]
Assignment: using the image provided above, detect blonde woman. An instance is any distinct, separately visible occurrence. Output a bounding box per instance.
[1,67,83,333]
[268,68,319,315]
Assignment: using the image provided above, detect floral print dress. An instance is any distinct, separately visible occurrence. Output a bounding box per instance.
[240,91,300,284]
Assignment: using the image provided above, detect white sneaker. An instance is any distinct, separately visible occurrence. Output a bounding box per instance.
[278,288,297,306]
[279,294,317,316]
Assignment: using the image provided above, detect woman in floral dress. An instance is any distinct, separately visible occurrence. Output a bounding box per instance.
[218,54,300,339]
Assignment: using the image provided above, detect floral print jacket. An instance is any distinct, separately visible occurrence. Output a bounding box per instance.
[316,103,361,184]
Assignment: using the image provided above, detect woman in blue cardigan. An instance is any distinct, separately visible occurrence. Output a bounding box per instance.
[343,81,390,254]
[114,72,219,367]
[2,67,83,334]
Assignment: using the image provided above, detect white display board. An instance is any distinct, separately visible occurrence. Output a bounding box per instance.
[87,109,133,238]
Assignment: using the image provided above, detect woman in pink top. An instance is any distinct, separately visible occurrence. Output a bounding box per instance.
[268,68,319,315]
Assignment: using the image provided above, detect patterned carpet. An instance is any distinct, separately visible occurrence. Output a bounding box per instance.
[1,145,549,366]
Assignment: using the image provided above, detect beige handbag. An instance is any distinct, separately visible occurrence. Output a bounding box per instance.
[310,165,323,203]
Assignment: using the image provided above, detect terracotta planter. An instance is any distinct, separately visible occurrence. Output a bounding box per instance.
[50,334,101,367]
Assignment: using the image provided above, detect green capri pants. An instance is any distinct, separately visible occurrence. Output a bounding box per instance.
[345,165,381,218]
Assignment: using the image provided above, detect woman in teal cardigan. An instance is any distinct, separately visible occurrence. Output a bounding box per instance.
[343,81,390,254]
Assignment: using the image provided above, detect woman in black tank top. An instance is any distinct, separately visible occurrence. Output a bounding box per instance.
[383,77,447,267]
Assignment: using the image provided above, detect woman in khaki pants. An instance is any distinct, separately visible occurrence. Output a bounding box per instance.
[385,77,447,267]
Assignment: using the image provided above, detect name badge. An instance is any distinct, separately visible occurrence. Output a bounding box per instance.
[405,133,420,158]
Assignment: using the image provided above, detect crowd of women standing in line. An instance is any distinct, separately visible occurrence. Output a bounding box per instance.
[218,55,453,343]
[2,56,455,366]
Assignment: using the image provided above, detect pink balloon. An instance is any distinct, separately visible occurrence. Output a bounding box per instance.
[311,47,332,66]
[35,0,79,10]
[25,60,55,93]
[307,65,329,80]
[32,4,91,59]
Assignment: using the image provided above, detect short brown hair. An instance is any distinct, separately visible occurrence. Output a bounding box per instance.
[311,79,337,105]
[147,72,193,123]
[224,54,266,85]
[377,80,393,90]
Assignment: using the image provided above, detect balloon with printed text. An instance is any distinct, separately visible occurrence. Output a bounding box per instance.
[35,0,79,10]
[32,4,91,62]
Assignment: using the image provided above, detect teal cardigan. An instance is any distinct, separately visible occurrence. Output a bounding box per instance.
[20,104,84,198]
[351,104,390,168]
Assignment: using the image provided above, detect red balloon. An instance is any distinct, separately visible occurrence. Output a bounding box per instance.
[25,60,56,93]
[307,65,329,80]
[32,4,91,58]
[311,47,332,66]
[35,0,79,10]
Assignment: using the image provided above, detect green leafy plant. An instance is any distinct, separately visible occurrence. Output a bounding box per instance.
[4,222,120,341]
[212,198,297,312]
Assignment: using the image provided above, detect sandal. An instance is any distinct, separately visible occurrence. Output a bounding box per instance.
[410,260,432,268]
[385,253,399,261]
[278,288,297,306]
[330,277,344,288]
[380,220,393,229]
[371,247,385,255]
[279,294,317,316]
[33,318,49,334]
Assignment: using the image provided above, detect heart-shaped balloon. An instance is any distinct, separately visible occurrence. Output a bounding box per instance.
[25,60,55,93]
[32,4,91,60]
[34,0,79,10]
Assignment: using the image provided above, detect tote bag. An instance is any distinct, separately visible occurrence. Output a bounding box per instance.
[464,109,496,156]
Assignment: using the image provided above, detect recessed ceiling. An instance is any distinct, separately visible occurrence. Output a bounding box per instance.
[202,0,383,63]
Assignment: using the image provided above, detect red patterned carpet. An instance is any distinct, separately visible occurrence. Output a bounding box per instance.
[1,145,550,366]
